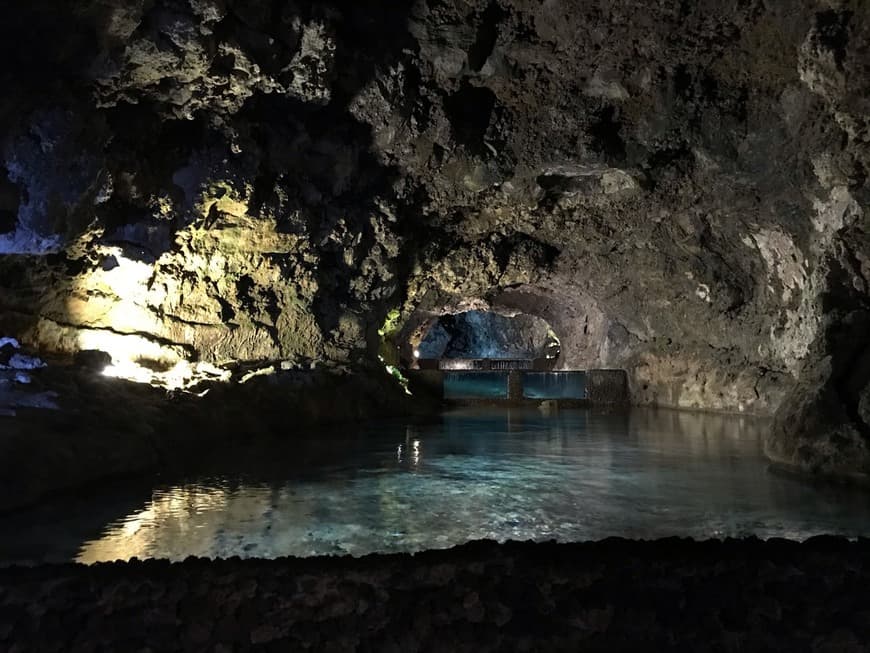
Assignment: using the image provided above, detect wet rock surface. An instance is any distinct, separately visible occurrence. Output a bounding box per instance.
[2,538,870,651]
[0,0,867,478]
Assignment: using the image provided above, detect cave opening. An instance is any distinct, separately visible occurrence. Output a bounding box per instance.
[444,82,497,156]
[409,310,560,370]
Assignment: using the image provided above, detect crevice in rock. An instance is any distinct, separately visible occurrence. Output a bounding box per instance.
[253,319,282,352]
[43,252,89,277]
[0,167,20,234]
[678,0,693,19]
[700,72,719,103]
[535,173,584,199]
[828,316,870,441]
[674,64,693,101]
[216,297,236,324]
[467,2,506,73]
[263,289,282,326]
[41,317,198,360]
[815,10,852,70]
[587,106,626,164]
[639,144,694,190]
[444,82,496,156]
[235,275,256,313]
[209,51,238,78]
[158,312,223,330]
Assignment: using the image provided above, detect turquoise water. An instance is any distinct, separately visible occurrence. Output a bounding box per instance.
[1,407,869,564]
[443,371,508,398]
[522,371,586,399]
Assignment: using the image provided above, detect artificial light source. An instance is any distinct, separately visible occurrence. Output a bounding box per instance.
[69,245,238,392]
[413,349,420,358]
[412,438,421,466]
[438,359,476,370]
[101,358,232,391]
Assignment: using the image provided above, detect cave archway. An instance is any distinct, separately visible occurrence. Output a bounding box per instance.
[410,310,560,370]
[383,280,620,376]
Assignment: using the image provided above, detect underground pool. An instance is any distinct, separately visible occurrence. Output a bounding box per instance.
[2,407,869,565]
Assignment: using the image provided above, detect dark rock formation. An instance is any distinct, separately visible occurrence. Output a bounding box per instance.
[0,362,420,512]
[2,538,870,651]
[0,1,867,477]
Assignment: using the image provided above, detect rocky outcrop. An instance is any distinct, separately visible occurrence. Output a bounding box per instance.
[0,1,868,476]
[3,538,870,651]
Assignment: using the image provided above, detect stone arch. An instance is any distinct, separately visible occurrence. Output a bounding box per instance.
[410,308,558,366]
[385,281,621,373]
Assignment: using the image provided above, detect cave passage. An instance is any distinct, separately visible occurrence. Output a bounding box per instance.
[412,310,560,370]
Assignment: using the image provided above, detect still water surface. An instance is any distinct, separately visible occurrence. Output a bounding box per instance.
[1,407,869,564]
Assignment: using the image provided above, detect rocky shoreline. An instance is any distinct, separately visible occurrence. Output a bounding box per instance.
[2,538,869,651]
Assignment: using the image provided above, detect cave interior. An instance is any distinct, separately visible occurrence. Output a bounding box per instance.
[0,0,869,647]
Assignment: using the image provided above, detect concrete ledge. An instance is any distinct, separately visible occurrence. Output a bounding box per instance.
[1,537,869,651]
[588,369,629,404]
[406,369,630,405]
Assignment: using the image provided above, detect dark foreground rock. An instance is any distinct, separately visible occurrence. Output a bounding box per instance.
[0,363,427,513]
[2,538,870,652]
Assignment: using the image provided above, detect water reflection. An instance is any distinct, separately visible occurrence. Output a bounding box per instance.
[77,486,232,563]
[1,407,870,564]
[396,427,422,468]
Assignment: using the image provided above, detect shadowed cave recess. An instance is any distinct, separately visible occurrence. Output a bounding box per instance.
[0,0,868,498]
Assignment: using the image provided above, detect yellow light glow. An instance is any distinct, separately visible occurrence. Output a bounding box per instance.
[101,359,232,391]
[239,365,276,384]
[76,486,231,563]
[101,359,156,385]
[66,246,163,335]
[66,246,238,392]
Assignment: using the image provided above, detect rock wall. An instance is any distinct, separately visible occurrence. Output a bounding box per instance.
[0,1,868,475]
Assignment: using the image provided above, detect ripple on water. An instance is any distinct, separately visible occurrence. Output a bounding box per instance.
[0,407,869,563]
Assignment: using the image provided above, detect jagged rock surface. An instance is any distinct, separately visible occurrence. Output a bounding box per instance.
[0,0,868,477]
[3,539,870,652]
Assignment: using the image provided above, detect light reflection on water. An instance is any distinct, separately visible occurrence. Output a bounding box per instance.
[2,407,870,564]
